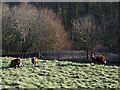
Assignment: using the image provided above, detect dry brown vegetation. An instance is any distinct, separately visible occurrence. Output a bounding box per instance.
[2,3,71,53]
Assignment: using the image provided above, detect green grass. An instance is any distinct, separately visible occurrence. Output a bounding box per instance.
[0,57,120,88]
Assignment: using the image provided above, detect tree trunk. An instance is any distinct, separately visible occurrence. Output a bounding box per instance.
[21,43,31,58]
[86,50,89,59]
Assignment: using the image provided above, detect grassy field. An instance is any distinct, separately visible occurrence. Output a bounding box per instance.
[0,57,120,89]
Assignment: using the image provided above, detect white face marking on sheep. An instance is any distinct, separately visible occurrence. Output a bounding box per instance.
[19,62,23,66]
[91,54,95,58]
[104,61,107,63]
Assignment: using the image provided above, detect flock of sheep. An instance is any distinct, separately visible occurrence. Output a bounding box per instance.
[9,53,108,68]
[9,57,39,68]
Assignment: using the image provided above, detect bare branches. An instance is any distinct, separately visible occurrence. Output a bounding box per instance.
[72,15,100,51]
[2,3,71,53]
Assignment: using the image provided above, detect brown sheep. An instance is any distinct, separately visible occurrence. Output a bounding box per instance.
[91,53,107,64]
[10,58,22,68]
[31,57,38,66]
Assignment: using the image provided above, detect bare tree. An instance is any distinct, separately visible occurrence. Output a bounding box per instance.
[2,3,38,53]
[2,3,12,53]
[72,15,100,59]
[37,8,71,51]
[10,3,39,53]
[2,2,71,54]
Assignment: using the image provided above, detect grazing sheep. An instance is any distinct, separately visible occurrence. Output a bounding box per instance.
[31,57,38,66]
[10,58,22,68]
[91,53,107,64]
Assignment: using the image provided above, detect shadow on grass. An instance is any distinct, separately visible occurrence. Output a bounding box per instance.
[0,83,19,88]
[105,62,120,66]
[56,59,120,67]
[0,66,24,69]
[57,63,89,67]
[33,65,40,67]
[0,83,20,90]
[1,83,19,86]
[92,62,120,66]
[0,66,10,69]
